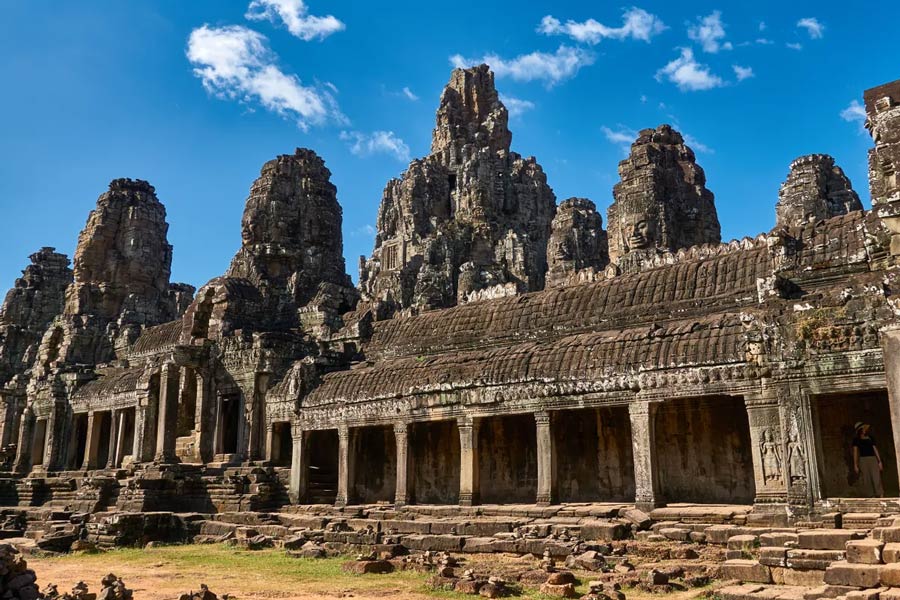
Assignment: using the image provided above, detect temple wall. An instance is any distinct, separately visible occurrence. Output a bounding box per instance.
[477,414,537,504]
[350,425,396,504]
[654,396,756,504]
[410,420,460,504]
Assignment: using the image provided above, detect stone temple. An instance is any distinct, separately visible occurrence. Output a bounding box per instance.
[2,67,900,559]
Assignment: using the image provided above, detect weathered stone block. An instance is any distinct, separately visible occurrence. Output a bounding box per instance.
[884,544,900,564]
[847,540,885,565]
[799,530,865,551]
[882,564,900,587]
[771,567,825,587]
[760,532,800,548]
[720,560,772,583]
[824,562,881,587]
[759,547,788,567]
[788,549,847,570]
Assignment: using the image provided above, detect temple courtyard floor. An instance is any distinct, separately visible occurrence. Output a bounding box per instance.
[25,544,722,600]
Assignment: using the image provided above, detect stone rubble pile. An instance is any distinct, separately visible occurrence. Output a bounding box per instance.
[0,543,39,600]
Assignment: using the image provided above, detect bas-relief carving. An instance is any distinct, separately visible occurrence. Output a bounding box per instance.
[760,428,783,484]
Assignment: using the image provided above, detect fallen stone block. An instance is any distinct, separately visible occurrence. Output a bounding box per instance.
[717,584,766,600]
[761,532,800,548]
[342,559,394,574]
[539,582,576,598]
[800,530,866,551]
[845,589,889,600]
[760,547,788,568]
[659,527,692,542]
[847,540,884,565]
[579,521,629,541]
[771,567,825,587]
[788,549,847,570]
[824,562,881,587]
[620,509,652,531]
[720,560,773,584]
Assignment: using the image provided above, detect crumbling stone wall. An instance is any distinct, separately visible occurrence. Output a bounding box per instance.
[546,198,609,287]
[775,154,862,228]
[607,125,720,266]
[359,65,556,315]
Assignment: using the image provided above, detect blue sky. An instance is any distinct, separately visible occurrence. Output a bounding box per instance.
[0,1,895,292]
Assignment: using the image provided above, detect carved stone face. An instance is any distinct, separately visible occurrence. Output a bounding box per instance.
[623,214,657,252]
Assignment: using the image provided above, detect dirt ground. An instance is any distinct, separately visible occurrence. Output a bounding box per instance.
[26,545,721,600]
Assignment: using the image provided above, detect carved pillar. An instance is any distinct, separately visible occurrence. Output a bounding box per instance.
[13,406,34,474]
[82,411,100,470]
[535,411,555,505]
[780,385,821,505]
[105,409,119,469]
[394,423,410,506]
[745,392,788,504]
[289,429,306,504]
[884,327,900,487]
[247,373,268,461]
[155,364,179,463]
[629,401,661,509]
[335,425,350,507]
[195,371,215,462]
[0,395,11,448]
[43,401,68,471]
[458,416,480,506]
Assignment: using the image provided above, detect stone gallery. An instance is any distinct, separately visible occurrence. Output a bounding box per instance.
[2,65,900,533]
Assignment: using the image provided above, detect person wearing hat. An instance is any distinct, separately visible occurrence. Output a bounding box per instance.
[852,422,884,497]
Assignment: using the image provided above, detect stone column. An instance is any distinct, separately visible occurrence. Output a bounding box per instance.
[884,327,900,488]
[0,395,10,448]
[535,411,555,506]
[43,401,67,471]
[458,416,480,506]
[394,423,410,506]
[195,371,215,462]
[155,364,179,463]
[629,401,661,510]
[213,394,225,456]
[113,410,127,468]
[105,409,119,469]
[289,429,306,504]
[335,425,350,507]
[745,392,789,504]
[82,411,100,470]
[265,424,275,463]
[13,407,34,474]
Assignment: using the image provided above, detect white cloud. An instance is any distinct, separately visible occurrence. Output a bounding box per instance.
[602,125,637,145]
[841,100,868,133]
[340,130,411,162]
[186,25,343,130]
[755,38,774,45]
[450,45,594,87]
[687,11,732,53]
[841,100,866,123]
[684,133,714,154]
[656,48,724,91]
[786,42,803,51]
[350,224,377,238]
[537,8,666,44]
[759,21,767,32]
[401,86,419,101]
[245,0,344,41]
[732,65,754,81]
[499,94,535,118]
[797,17,824,39]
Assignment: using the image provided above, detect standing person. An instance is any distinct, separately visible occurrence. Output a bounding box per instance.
[853,422,884,497]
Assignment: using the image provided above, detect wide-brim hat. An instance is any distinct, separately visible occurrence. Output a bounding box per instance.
[855,422,868,432]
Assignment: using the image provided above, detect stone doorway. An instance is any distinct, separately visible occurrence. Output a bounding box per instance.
[270,422,292,467]
[350,425,396,504]
[94,411,113,469]
[410,420,460,504]
[306,429,338,504]
[813,390,899,497]
[69,413,89,469]
[554,407,635,502]
[116,408,136,467]
[654,396,755,504]
[477,414,537,504]
[219,394,241,455]
[30,418,47,467]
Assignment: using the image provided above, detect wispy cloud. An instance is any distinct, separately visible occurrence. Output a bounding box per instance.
[755,38,774,45]
[499,94,535,118]
[841,99,867,133]
[537,8,666,44]
[340,130,411,162]
[450,45,595,87]
[602,125,637,145]
[797,17,824,39]
[656,48,724,91]
[732,65,754,81]
[786,42,803,51]
[186,24,343,131]
[684,133,714,154]
[350,224,377,238]
[245,0,344,41]
[401,86,419,101]
[687,11,732,53]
